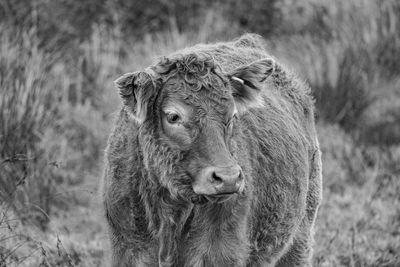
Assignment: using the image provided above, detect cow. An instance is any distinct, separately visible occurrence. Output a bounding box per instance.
[102,33,322,267]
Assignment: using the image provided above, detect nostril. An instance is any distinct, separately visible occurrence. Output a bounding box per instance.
[212,172,223,183]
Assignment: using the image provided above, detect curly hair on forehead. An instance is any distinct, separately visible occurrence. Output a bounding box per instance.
[152,53,228,92]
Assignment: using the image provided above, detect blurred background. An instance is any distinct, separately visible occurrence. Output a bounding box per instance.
[0,0,399,266]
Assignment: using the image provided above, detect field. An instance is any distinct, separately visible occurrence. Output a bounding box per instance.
[1,0,400,266]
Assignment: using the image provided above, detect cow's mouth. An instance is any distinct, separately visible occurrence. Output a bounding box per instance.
[204,192,236,203]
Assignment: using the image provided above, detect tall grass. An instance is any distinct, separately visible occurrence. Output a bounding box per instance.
[0,26,116,265]
[0,25,120,227]
[270,0,400,132]
[0,28,59,225]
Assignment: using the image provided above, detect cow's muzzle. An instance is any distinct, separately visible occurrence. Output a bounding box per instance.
[192,165,245,197]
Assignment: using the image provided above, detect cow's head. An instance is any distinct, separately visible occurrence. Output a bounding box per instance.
[114,54,274,204]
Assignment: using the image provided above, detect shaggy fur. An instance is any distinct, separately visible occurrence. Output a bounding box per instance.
[103,33,322,267]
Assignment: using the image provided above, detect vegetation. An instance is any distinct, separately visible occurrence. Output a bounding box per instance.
[1,0,399,265]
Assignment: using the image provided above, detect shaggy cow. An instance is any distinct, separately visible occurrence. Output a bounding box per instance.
[103,33,322,267]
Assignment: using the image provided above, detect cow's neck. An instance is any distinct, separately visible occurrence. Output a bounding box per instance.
[156,199,194,267]
[181,197,251,266]
[149,194,251,266]
[138,158,251,266]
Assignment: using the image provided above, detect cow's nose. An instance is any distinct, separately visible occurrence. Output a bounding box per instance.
[193,165,245,195]
[212,166,243,193]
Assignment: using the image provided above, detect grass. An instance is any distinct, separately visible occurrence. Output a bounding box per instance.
[313,124,400,266]
[0,28,58,225]
[1,0,400,265]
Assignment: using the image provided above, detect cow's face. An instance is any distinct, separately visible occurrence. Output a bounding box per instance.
[114,55,275,203]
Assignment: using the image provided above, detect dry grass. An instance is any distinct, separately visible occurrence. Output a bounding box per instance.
[313,124,400,266]
[270,0,400,131]
[0,28,58,225]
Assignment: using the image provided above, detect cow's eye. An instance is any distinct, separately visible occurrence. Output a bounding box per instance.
[166,113,182,124]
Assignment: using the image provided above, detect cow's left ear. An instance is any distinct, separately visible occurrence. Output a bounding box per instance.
[114,69,157,123]
[229,58,275,112]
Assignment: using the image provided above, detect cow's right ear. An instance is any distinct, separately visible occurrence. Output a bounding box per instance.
[114,70,157,124]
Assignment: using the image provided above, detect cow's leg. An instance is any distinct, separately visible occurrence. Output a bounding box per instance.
[273,147,322,267]
[110,241,128,267]
[274,214,315,267]
[246,233,294,267]
[111,243,155,267]
[247,202,318,267]
[275,235,313,267]
[108,230,135,267]
[274,147,321,267]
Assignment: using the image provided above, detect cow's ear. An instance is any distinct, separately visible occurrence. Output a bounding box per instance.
[114,70,157,123]
[229,58,275,112]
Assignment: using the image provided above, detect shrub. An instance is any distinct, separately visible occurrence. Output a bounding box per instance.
[361,108,400,146]
[107,0,215,35]
[0,0,106,51]
[223,0,279,37]
[271,35,376,131]
[374,0,400,77]
[313,45,375,130]
[268,0,400,134]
